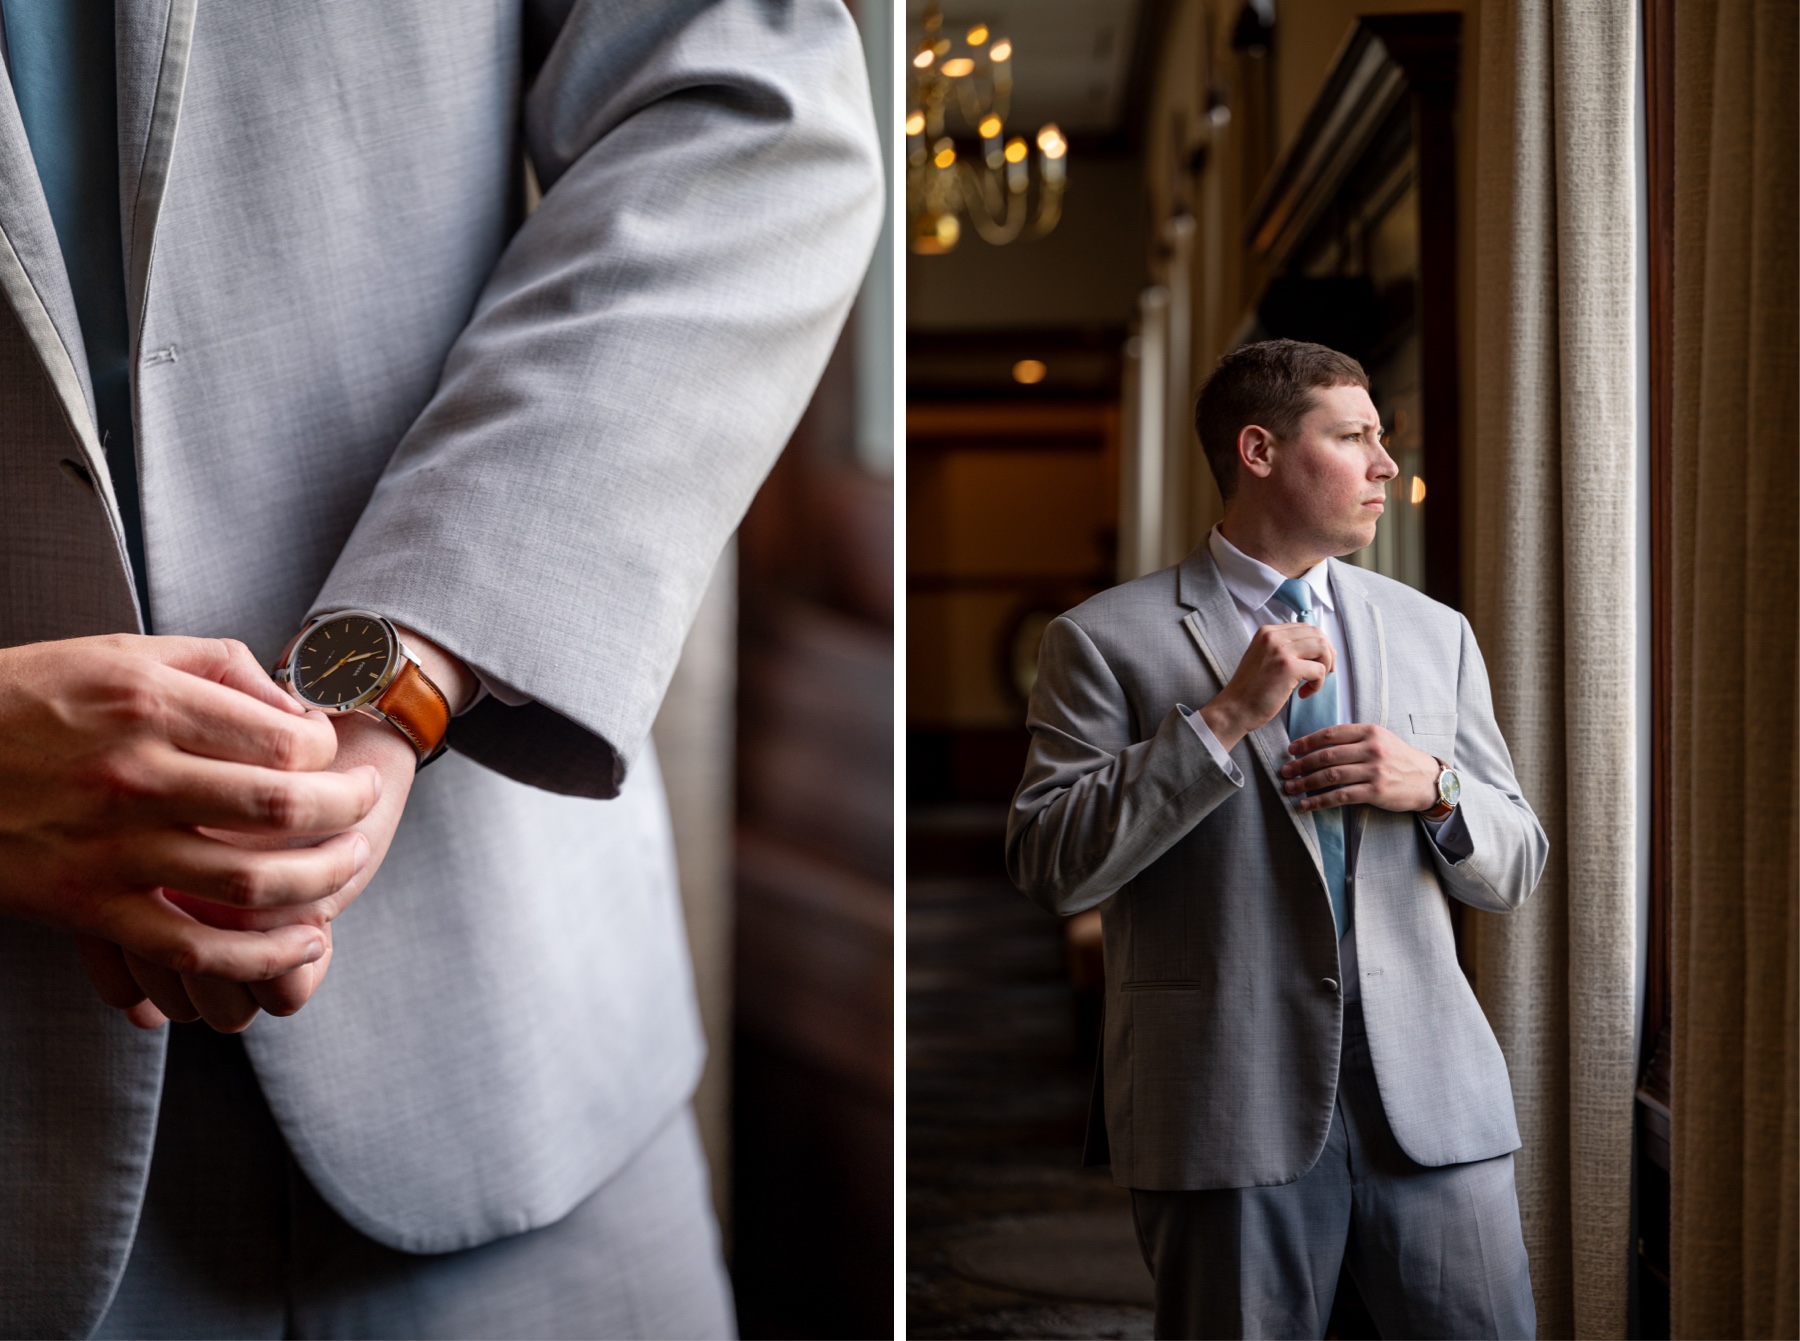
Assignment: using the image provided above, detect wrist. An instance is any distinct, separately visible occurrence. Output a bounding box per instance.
[274,612,462,766]
[333,709,421,773]
[391,626,475,717]
[1198,694,1250,754]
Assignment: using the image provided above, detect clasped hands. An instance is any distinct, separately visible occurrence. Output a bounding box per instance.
[0,633,435,1035]
[1196,621,1442,813]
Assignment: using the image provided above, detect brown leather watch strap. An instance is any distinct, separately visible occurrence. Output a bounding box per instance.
[375,657,451,765]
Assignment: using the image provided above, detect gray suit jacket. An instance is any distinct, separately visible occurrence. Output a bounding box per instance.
[1007,548,1547,1192]
[0,2,881,1334]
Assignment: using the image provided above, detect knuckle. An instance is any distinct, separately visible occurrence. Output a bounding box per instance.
[202,637,237,673]
[266,724,307,771]
[165,942,206,977]
[273,727,302,770]
[258,733,292,775]
[80,751,157,817]
[107,669,165,729]
[258,779,304,829]
[221,864,268,908]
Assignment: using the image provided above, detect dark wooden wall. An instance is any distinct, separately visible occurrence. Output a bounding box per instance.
[732,329,894,1340]
[906,397,1120,806]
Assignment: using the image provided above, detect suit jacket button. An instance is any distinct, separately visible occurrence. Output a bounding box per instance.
[1320,977,1340,994]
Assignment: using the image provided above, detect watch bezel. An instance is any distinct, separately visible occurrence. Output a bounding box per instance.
[1437,764,1462,808]
[280,609,407,715]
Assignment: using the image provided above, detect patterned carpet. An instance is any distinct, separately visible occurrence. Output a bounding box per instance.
[906,809,1153,1340]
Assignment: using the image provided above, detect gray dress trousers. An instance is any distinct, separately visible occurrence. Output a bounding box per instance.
[1129,1001,1536,1341]
[92,1024,736,1340]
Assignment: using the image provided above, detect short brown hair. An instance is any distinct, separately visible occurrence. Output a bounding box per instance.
[1193,339,1368,501]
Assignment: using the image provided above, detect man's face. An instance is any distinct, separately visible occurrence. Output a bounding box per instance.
[1263,383,1398,556]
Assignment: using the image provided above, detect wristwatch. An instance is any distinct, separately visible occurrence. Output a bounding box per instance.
[1422,757,1461,821]
[274,610,451,767]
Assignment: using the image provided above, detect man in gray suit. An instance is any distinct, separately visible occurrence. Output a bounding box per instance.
[0,1,880,1336]
[1009,340,1545,1339]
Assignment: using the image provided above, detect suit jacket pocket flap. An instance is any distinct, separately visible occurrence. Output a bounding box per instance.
[1408,712,1458,735]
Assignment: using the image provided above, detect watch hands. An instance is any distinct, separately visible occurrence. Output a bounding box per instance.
[313,651,380,685]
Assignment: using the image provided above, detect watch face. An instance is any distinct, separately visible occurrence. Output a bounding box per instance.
[290,614,396,710]
[1441,769,1462,807]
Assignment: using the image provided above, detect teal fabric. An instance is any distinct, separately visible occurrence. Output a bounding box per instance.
[2,0,150,626]
[1276,577,1349,938]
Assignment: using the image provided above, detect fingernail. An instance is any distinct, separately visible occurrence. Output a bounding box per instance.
[303,939,326,964]
[367,766,383,801]
[352,834,371,872]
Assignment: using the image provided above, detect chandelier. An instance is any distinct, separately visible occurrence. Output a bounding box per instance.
[906,6,1067,255]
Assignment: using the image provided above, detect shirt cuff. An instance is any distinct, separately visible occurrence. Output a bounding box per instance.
[1422,805,1474,861]
[1178,704,1246,786]
[460,663,533,716]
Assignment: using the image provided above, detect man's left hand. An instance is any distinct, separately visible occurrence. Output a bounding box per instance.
[1280,723,1441,813]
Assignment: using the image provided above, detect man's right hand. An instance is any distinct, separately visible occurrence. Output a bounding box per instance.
[0,635,381,1025]
[1198,622,1335,754]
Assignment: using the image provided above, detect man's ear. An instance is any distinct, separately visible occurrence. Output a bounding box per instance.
[1237,424,1276,482]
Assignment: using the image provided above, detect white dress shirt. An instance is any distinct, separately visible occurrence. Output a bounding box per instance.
[1182,526,1464,1004]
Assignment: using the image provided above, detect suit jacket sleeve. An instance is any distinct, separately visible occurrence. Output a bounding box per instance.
[1006,615,1244,916]
[308,0,883,797]
[1422,613,1549,912]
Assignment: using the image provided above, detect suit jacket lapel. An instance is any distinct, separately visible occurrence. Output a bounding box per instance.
[0,0,194,415]
[0,82,97,433]
[1332,563,1389,730]
[1177,544,1328,882]
[0,73,123,542]
[0,0,195,626]
[116,0,196,333]
[1332,561,1389,864]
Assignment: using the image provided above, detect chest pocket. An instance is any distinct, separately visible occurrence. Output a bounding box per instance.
[1408,711,1458,737]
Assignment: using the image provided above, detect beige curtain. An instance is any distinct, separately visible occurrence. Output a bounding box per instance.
[1670,2,1799,1337]
[1467,1,1640,1336]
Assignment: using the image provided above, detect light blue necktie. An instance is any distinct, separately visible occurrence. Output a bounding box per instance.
[1275,577,1349,939]
[3,0,151,626]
